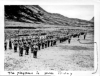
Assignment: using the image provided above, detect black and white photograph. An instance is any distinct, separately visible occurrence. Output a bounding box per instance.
[4,5,94,71]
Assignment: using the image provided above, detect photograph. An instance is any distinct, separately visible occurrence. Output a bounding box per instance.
[4,5,94,71]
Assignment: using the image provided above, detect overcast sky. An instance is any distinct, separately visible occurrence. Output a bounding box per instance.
[40,5,94,20]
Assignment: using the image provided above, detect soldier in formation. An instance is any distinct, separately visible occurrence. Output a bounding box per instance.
[84,32,87,40]
[4,40,7,50]
[25,42,29,55]
[33,43,38,58]
[19,40,23,56]
[13,40,18,52]
[9,39,12,49]
[5,30,88,58]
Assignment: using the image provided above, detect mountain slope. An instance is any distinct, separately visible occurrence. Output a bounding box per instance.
[5,5,94,27]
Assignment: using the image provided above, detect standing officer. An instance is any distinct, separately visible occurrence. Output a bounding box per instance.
[9,39,12,49]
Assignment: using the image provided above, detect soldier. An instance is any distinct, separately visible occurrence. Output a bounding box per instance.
[68,36,71,44]
[37,40,41,50]
[54,38,57,45]
[33,43,38,58]
[50,39,52,46]
[22,37,24,42]
[78,33,80,39]
[4,40,7,50]
[23,40,27,50]
[51,38,55,46]
[84,32,87,40]
[13,40,18,52]
[28,39,31,46]
[9,39,12,49]
[44,39,48,48]
[41,39,45,49]
[25,42,29,55]
[19,41,23,56]
[31,41,34,53]
[47,38,50,47]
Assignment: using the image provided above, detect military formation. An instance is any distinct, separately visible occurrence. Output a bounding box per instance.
[4,30,87,58]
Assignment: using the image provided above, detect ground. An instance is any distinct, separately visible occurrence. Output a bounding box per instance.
[4,33,94,71]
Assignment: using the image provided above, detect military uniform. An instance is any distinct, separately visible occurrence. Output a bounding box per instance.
[44,39,48,48]
[9,39,12,49]
[25,43,29,55]
[41,40,45,49]
[37,40,41,50]
[53,39,57,45]
[28,39,31,46]
[13,40,18,52]
[47,39,50,47]
[78,33,80,38]
[68,36,71,44]
[4,41,7,50]
[84,33,87,40]
[31,42,34,53]
[33,43,38,58]
[23,40,27,50]
[19,41,23,56]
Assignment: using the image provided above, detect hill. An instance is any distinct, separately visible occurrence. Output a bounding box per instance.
[5,5,94,27]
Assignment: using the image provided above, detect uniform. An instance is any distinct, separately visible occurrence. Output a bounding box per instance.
[51,39,54,46]
[78,33,80,38]
[41,40,45,49]
[53,39,57,45]
[44,40,48,48]
[19,41,23,56]
[37,40,41,50]
[25,43,29,55]
[31,42,34,53]
[68,36,71,44]
[47,39,50,47]
[13,41,18,52]
[84,33,87,40]
[33,43,38,58]
[9,39,12,49]
[4,41,7,50]
[23,40,27,50]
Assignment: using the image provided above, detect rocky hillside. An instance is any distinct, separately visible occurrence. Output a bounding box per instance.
[5,5,94,27]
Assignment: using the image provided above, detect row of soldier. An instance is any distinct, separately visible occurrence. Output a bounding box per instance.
[4,31,87,58]
[4,35,58,58]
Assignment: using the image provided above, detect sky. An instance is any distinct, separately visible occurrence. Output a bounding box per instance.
[40,5,94,20]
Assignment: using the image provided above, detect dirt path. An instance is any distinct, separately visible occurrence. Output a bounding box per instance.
[4,34,94,71]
